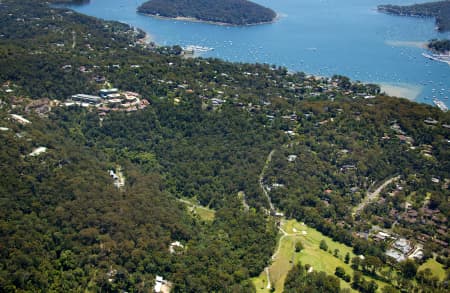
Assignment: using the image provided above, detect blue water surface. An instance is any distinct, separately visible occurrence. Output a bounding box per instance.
[62,0,450,107]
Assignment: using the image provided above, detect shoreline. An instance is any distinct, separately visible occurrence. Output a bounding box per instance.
[138,33,152,44]
[57,1,449,110]
[138,12,280,27]
[136,31,156,46]
[378,82,422,101]
[385,40,427,49]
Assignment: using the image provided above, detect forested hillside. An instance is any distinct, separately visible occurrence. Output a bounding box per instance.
[138,0,276,25]
[0,0,449,292]
[0,1,277,291]
[0,107,194,291]
[378,1,450,32]
[264,96,449,256]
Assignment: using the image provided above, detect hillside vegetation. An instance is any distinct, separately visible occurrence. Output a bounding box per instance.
[0,0,449,292]
[0,1,278,291]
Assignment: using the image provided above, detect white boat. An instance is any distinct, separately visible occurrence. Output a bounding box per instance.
[433,98,448,112]
[183,45,214,53]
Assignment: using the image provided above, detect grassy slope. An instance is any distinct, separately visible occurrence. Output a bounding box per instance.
[419,258,447,281]
[179,197,216,221]
[253,219,391,292]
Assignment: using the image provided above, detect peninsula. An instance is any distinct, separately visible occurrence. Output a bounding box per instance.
[422,38,450,66]
[428,38,450,54]
[137,0,277,25]
[378,1,450,32]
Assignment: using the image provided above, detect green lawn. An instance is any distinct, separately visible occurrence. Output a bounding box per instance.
[290,220,355,292]
[419,258,446,281]
[178,198,215,221]
[252,268,271,293]
[251,230,297,293]
[253,219,391,293]
[269,232,296,292]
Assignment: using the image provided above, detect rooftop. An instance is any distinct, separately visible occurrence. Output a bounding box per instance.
[29,147,47,157]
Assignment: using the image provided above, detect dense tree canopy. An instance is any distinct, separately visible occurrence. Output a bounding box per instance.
[138,0,276,25]
[0,0,449,292]
[284,262,341,293]
[428,38,450,53]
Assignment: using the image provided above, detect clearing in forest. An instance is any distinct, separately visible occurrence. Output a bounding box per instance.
[252,219,390,292]
[178,198,215,221]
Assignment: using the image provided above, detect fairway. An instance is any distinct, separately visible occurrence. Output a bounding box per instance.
[419,258,446,281]
[253,219,391,292]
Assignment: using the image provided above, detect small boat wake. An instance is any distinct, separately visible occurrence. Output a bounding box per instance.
[422,52,450,66]
[183,45,214,54]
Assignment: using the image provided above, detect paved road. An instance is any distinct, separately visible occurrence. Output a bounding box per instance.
[354,175,400,215]
[259,149,276,212]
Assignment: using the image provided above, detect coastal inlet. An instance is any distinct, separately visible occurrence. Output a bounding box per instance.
[63,0,450,108]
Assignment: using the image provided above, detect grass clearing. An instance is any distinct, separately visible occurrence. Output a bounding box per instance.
[269,231,296,292]
[419,258,446,281]
[251,268,270,293]
[253,219,391,293]
[178,198,215,221]
[251,230,297,293]
[193,205,215,221]
[290,220,355,292]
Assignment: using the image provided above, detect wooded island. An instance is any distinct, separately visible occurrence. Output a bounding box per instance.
[138,0,277,25]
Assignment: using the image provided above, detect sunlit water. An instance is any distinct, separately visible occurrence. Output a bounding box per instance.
[61,0,450,107]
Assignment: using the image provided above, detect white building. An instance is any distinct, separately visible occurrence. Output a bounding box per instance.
[393,238,412,254]
[29,147,47,157]
[10,114,31,124]
[287,155,297,162]
[169,241,184,254]
[154,276,163,293]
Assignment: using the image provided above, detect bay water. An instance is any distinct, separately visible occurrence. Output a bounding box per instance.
[62,0,450,107]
